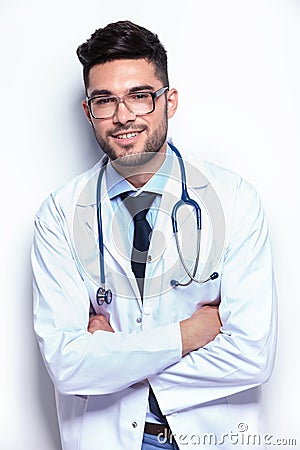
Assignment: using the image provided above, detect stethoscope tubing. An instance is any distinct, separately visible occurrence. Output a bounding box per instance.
[96,156,109,286]
[169,143,202,233]
[96,145,218,303]
[96,156,112,305]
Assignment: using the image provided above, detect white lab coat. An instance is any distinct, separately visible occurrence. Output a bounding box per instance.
[32,151,277,450]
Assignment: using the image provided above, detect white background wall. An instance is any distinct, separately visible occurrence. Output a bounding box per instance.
[0,0,299,449]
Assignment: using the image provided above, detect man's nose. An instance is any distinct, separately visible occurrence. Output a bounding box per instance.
[112,101,136,125]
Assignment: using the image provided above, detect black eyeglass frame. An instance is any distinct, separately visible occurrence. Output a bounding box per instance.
[86,86,169,119]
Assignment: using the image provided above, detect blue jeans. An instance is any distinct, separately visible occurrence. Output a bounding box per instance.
[142,432,179,449]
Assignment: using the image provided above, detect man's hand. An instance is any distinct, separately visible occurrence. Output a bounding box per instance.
[88,314,115,334]
[180,305,221,356]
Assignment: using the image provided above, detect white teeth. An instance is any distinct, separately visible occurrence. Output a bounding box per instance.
[117,132,138,139]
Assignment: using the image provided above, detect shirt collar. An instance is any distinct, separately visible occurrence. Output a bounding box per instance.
[76,144,210,207]
[105,144,174,200]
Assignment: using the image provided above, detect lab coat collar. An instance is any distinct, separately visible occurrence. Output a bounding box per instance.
[76,145,210,207]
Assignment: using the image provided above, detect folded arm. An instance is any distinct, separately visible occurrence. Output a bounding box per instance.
[88,305,222,356]
[149,179,277,414]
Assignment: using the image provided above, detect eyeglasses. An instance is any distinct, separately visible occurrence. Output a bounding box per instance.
[86,86,169,119]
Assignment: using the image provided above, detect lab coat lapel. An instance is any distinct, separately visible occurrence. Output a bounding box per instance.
[145,155,214,292]
[75,164,140,301]
[148,162,181,263]
[149,155,210,262]
[100,173,141,300]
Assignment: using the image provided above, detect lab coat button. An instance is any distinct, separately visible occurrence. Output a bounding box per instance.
[136,317,142,324]
[144,306,152,315]
[132,422,138,428]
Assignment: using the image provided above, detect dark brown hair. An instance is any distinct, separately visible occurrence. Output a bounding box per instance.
[77,20,169,91]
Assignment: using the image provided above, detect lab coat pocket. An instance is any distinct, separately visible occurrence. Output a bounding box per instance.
[171,263,220,307]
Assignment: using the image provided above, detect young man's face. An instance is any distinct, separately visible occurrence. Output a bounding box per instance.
[83,59,178,167]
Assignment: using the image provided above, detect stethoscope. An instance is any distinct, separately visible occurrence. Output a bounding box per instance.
[96,143,219,306]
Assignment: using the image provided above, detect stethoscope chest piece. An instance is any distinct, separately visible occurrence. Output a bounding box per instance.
[96,286,113,306]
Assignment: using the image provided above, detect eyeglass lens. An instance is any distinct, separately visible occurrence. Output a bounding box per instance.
[90,93,154,119]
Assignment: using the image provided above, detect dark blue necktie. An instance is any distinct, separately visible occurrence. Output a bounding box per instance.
[121,192,156,296]
[121,192,167,423]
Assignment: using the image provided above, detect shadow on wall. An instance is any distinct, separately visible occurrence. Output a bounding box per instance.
[71,90,104,170]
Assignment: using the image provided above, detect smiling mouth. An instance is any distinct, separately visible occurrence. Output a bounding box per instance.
[115,132,139,139]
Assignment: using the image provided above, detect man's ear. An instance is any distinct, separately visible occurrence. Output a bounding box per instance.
[167,88,178,119]
[82,100,92,122]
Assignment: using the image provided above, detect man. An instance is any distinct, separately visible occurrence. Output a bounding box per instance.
[32,21,277,450]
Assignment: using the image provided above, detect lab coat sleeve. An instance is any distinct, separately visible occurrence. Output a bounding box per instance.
[32,194,182,396]
[151,178,277,415]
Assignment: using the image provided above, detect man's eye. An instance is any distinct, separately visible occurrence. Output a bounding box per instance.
[94,97,115,105]
[130,93,150,100]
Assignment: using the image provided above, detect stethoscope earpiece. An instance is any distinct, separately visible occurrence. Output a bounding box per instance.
[170,272,219,288]
[210,272,219,280]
